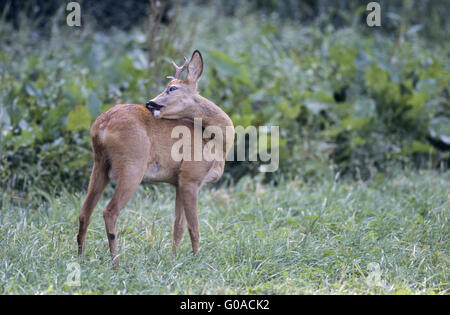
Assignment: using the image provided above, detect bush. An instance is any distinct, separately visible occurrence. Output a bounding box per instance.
[0,2,449,194]
[192,10,449,180]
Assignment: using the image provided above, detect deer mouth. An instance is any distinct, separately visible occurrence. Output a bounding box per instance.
[146,101,165,117]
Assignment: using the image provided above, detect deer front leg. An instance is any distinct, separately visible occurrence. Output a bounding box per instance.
[178,182,200,255]
[172,186,186,254]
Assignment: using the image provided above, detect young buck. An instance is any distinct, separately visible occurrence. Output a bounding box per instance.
[77,51,234,267]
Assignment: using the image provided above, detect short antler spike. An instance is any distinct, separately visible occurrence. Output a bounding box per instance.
[167,56,189,80]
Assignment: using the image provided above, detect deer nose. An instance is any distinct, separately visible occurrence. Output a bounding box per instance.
[146,101,164,110]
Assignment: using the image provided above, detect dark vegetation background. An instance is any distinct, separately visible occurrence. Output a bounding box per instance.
[0,0,449,198]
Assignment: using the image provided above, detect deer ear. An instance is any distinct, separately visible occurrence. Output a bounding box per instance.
[185,50,203,86]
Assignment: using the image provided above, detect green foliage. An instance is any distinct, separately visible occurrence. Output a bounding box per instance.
[0,11,161,193]
[67,105,91,132]
[192,10,449,180]
[0,170,448,294]
[0,3,449,193]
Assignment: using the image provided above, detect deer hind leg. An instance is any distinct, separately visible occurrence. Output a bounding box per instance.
[172,186,186,254]
[77,160,109,256]
[103,162,146,268]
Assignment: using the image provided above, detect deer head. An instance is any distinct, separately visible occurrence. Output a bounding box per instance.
[146,50,204,120]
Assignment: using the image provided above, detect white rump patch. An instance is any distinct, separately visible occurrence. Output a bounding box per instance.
[99,125,106,143]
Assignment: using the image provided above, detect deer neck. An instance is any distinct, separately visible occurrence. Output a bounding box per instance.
[192,95,234,157]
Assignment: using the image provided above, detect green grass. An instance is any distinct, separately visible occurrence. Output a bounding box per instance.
[0,170,448,294]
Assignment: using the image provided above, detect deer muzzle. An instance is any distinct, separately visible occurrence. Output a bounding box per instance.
[146,101,165,118]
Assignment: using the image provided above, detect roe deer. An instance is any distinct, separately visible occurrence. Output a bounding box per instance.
[77,51,234,267]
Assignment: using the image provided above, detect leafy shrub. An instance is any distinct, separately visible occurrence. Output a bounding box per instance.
[0,20,152,193]
[192,11,449,180]
[0,3,449,194]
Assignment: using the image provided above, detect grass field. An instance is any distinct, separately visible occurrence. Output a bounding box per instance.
[0,170,448,294]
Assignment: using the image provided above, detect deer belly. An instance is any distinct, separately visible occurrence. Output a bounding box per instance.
[202,161,225,185]
[143,161,173,182]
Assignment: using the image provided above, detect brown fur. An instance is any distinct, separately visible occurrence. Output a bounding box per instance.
[77,51,234,268]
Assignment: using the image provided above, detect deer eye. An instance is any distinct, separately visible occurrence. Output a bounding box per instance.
[167,86,178,93]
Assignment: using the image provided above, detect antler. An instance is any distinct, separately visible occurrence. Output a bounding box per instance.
[167,56,189,80]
